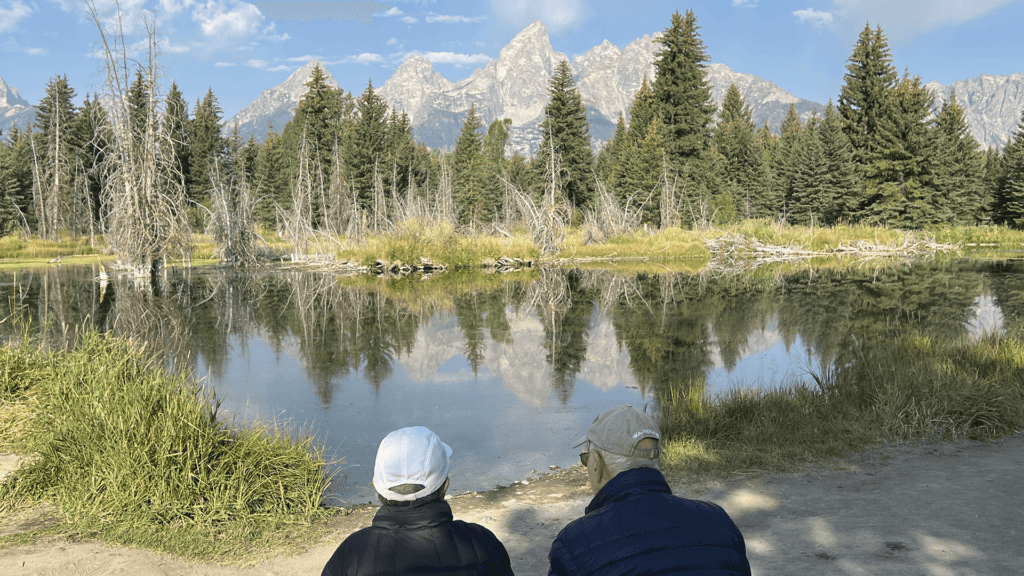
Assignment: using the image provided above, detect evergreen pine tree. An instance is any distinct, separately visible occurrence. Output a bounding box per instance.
[773,104,804,220]
[281,64,348,196]
[74,93,109,229]
[996,110,1024,227]
[617,116,665,224]
[161,81,191,193]
[1,127,34,231]
[482,118,512,222]
[188,88,226,204]
[452,105,490,225]
[384,107,415,196]
[934,92,986,225]
[33,74,79,238]
[865,73,941,227]
[538,60,595,209]
[254,127,290,228]
[818,103,860,223]
[652,9,716,166]
[347,80,390,209]
[714,84,761,219]
[788,114,830,225]
[595,112,627,185]
[838,24,898,173]
[981,146,1001,223]
[753,121,779,219]
[0,142,19,236]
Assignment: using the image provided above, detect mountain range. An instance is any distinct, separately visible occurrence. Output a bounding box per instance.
[2,21,1022,153]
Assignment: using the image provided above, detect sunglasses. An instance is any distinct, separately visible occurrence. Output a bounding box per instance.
[579,451,589,466]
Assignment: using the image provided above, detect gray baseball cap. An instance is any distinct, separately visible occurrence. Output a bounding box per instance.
[573,405,661,459]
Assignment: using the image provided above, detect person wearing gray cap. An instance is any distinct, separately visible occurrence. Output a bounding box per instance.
[321,426,514,576]
[548,405,750,576]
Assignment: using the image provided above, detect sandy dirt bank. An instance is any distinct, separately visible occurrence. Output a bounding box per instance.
[2,431,1022,575]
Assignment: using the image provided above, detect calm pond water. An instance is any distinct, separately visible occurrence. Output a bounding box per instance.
[1,259,1020,504]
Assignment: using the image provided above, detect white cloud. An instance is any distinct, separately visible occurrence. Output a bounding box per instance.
[0,0,32,32]
[401,15,417,23]
[379,6,403,16]
[400,50,490,67]
[77,0,153,35]
[267,64,291,71]
[794,7,834,27]
[826,0,1017,43]
[286,54,317,62]
[158,0,195,18]
[246,58,267,68]
[426,13,487,23]
[732,0,758,6]
[215,61,235,66]
[192,0,263,39]
[487,0,584,34]
[387,37,399,45]
[26,47,47,56]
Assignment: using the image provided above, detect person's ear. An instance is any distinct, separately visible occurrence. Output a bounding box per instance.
[592,450,605,483]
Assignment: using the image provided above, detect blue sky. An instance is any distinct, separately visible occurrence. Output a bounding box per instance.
[2,0,1023,122]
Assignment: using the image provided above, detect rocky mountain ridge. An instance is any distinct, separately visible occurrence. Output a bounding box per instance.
[0,78,37,136]
[926,73,1024,149]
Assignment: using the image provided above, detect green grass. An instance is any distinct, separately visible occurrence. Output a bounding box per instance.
[337,219,540,268]
[559,227,711,261]
[0,332,336,564]
[659,329,1024,479]
[337,268,538,313]
[0,235,105,260]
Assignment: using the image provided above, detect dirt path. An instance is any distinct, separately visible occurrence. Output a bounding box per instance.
[2,431,1022,575]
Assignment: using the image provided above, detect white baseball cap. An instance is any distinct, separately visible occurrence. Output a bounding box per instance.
[373,426,452,502]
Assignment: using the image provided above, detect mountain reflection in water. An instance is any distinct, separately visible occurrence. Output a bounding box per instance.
[1,260,1020,502]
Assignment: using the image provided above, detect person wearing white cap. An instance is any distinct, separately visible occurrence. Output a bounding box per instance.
[548,405,751,576]
[321,426,514,576]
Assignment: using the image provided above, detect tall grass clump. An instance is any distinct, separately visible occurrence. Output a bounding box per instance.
[0,332,333,561]
[340,219,539,268]
[0,235,103,260]
[658,330,1024,478]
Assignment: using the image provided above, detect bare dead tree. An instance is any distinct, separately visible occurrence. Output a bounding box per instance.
[659,154,680,230]
[500,136,570,255]
[433,155,455,225]
[285,124,316,260]
[581,178,647,244]
[204,157,264,266]
[86,0,192,278]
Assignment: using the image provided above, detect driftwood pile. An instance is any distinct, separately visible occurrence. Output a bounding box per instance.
[704,233,959,271]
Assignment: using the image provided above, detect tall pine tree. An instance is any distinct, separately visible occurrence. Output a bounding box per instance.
[452,105,490,226]
[838,24,898,173]
[934,92,986,225]
[188,88,226,205]
[538,60,595,210]
[714,84,763,220]
[996,110,1024,227]
[652,10,716,167]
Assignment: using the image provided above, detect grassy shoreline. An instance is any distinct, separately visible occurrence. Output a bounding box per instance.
[8,221,1024,269]
[658,329,1024,479]
[0,332,336,564]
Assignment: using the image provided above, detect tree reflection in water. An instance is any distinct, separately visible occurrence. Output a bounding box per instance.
[0,259,1009,414]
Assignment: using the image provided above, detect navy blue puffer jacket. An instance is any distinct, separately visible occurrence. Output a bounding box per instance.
[548,467,750,576]
[321,500,514,576]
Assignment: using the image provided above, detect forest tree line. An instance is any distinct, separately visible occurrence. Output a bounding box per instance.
[2,9,1024,246]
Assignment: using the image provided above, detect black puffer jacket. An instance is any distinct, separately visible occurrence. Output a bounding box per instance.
[321,499,514,576]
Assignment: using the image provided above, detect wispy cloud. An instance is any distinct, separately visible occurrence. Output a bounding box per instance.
[401,15,417,23]
[425,13,487,23]
[0,0,32,32]
[397,50,490,67]
[732,0,758,7]
[825,0,1017,43]
[487,0,585,34]
[192,0,264,39]
[246,58,268,68]
[794,7,834,27]
[387,37,399,45]
[215,61,236,66]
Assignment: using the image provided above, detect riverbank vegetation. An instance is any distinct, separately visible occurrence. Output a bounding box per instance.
[2,6,1023,278]
[0,331,334,562]
[658,329,1024,478]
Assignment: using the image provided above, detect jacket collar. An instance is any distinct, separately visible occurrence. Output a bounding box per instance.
[585,467,672,515]
[372,499,454,530]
